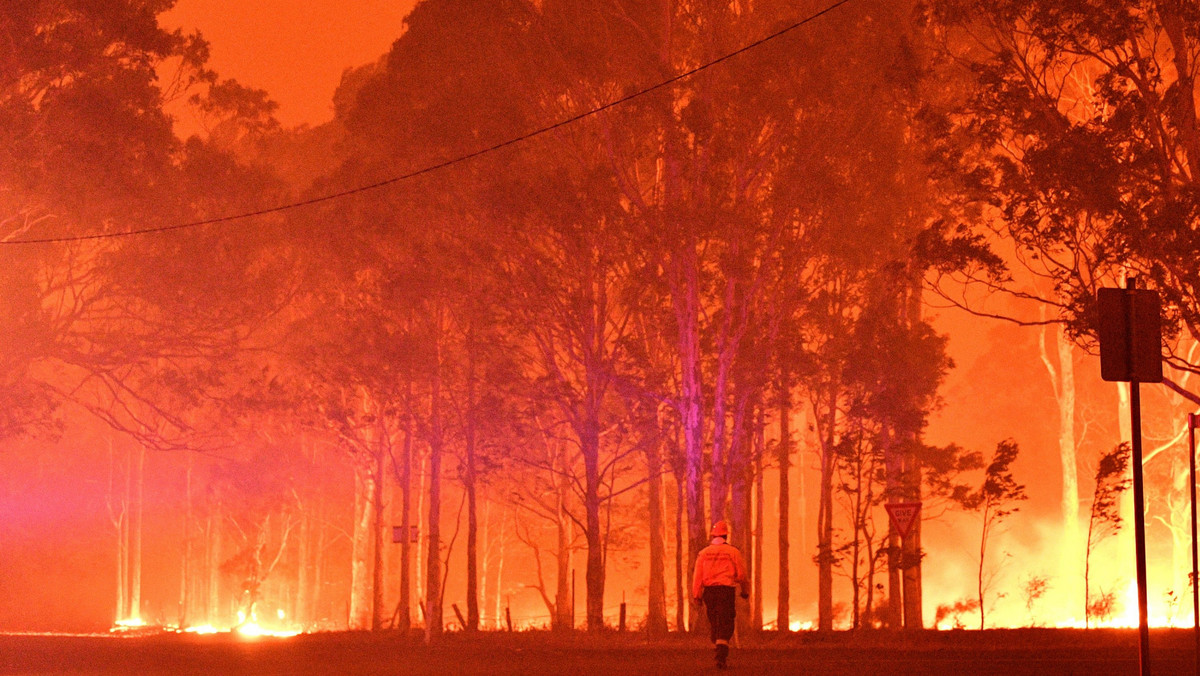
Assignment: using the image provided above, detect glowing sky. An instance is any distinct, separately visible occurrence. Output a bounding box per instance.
[163,0,420,128]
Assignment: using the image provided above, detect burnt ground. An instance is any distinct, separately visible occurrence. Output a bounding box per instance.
[2,628,1199,675]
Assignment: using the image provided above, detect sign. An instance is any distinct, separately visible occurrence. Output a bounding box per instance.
[1097,286,1162,383]
[885,502,922,539]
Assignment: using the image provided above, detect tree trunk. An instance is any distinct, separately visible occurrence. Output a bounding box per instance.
[1159,0,1200,172]
[672,241,707,632]
[415,442,428,616]
[131,445,145,622]
[555,445,572,631]
[465,437,480,632]
[582,414,605,631]
[312,499,326,627]
[902,471,923,629]
[729,390,753,638]
[371,431,387,630]
[495,515,507,631]
[646,437,669,636]
[207,506,222,625]
[296,503,311,629]
[1039,307,1080,605]
[674,467,686,632]
[348,453,375,630]
[900,267,924,629]
[816,387,837,631]
[753,417,764,631]
[710,312,733,522]
[398,408,413,632]
[1116,382,1134,588]
[777,385,791,632]
[425,342,445,642]
[479,502,491,629]
[180,457,193,628]
[464,334,480,632]
[109,439,128,623]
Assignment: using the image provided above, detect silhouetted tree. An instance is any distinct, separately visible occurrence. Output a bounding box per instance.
[965,439,1027,629]
[1085,443,1131,626]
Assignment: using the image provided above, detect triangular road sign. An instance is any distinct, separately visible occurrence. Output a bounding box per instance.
[885,502,921,539]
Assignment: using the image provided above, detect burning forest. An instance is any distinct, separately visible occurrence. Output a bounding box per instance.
[4,0,1200,650]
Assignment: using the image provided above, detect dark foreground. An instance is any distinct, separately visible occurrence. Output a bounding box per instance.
[3,628,1199,676]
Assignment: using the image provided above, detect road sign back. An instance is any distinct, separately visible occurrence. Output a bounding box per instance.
[1097,286,1162,383]
[885,502,921,539]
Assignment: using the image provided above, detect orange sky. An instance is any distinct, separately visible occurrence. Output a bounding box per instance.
[163,0,419,128]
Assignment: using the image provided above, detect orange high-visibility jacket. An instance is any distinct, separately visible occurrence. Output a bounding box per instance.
[691,540,747,600]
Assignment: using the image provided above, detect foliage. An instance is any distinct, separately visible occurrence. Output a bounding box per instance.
[925,0,1200,367]
[1021,574,1049,617]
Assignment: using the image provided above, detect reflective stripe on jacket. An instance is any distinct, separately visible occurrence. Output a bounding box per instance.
[691,541,747,599]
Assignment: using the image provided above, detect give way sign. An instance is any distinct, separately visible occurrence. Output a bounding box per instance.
[885,502,921,539]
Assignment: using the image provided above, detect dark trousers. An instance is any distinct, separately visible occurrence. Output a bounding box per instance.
[702,585,736,644]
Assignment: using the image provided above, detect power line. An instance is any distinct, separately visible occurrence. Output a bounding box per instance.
[3,0,856,246]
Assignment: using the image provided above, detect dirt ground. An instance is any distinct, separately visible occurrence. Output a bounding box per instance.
[3,628,1200,675]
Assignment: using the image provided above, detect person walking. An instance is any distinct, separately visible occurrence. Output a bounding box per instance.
[691,520,748,669]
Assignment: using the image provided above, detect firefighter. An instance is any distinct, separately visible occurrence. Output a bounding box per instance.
[691,520,748,669]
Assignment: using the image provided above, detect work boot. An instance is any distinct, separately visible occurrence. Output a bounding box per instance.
[715,643,729,669]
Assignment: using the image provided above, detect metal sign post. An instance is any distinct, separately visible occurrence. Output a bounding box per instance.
[1098,277,1162,676]
[1131,375,1151,676]
[1190,412,1199,676]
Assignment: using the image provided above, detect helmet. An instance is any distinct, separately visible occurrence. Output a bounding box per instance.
[710,520,729,538]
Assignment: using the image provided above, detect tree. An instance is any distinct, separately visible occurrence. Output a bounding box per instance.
[924,0,1200,614]
[966,439,1027,629]
[1085,443,1132,626]
[924,0,1200,372]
